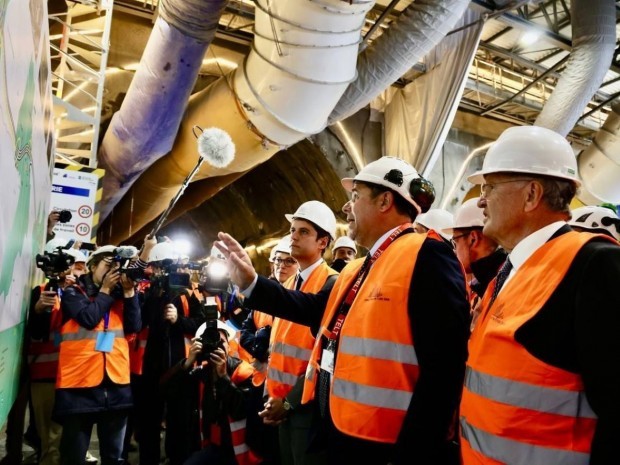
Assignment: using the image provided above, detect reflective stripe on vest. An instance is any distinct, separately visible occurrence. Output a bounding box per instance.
[266,263,338,398]
[57,295,130,388]
[303,232,429,443]
[460,417,590,465]
[460,231,613,464]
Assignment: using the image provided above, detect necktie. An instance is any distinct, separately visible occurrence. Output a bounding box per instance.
[295,275,303,290]
[490,257,513,306]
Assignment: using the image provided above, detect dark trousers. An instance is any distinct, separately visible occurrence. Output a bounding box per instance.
[60,410,128,465]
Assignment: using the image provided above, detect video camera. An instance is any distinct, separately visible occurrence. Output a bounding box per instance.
[36,248,74,284]
[197,296,224,362]
[150,260,201,300]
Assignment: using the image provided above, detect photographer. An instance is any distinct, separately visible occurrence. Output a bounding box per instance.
[54,245,141,465]
[28,240,87,465]
[172,321,261,465]
[138,242,203,465]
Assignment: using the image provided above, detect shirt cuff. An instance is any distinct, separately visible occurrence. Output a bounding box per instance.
[241,275,258,297]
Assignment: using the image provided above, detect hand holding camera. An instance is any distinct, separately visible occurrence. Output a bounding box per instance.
[209,347,227,378]
[100,268,121,295]
[35,291,57,314]
[164,303,178,324]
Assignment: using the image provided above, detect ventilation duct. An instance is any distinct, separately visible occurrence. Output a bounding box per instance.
[99,0,229,220]
[102,0,375,243]
[328,0,470,124]
[534,0,616,136]
[577,99,620,204]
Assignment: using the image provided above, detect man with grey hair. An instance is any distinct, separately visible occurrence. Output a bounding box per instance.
[460,126,620,465]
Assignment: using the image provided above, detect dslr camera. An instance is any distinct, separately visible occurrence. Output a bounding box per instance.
[197,296,225,361]
[112,246,146,281]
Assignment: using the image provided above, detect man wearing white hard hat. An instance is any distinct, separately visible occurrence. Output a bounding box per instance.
[28,239,87,465]
[330,235,357,272]
[442,198,507,328]
[240,235,298,365]
[258,201,338,465]
[460,126,620,465]
[216,156,469,464]
[414,208,454,243]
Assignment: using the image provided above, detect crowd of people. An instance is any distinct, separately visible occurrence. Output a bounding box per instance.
[3,124,620,465]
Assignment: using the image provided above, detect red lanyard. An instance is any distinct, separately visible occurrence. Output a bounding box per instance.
[328,223,413,341]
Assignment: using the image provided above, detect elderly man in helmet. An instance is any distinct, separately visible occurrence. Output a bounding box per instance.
[460,126,620,465]
[216,156,470,464]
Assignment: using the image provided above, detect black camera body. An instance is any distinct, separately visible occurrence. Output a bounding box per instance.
[36,250,74,279]
[197,296,223,362]
[58,210,72,223]
[200,262,231,295]
[111,247,146,282]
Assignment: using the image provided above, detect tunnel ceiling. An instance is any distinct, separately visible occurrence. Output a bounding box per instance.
[49,0,620,252]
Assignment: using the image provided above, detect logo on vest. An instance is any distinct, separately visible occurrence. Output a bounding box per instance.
[491,304,504,323]
[364,286,390,302]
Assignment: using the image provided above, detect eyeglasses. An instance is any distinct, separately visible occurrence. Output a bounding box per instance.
[274,257,297,267]
[450,232,470,248]
[480,179,534,197]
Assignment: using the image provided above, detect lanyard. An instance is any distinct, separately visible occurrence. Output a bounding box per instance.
[328,223,413,342]
[103,311,110,331]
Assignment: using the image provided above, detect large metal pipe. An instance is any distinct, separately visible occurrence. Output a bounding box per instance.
[98,0,229,220]
[328,0,470,124]
[102,0,376,244]
[534,0,616,136]
[577,99,620,204]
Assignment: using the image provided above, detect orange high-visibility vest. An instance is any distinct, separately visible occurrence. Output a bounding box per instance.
[267,263,338,399]
[460,232,613,465]
[303,232,429,443]
[57,290,130,388]
[253,311,273,330]
[28,284,63,381]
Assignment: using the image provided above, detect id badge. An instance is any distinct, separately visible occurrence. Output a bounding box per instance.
[95,331,115,353]
[320,348,335,375]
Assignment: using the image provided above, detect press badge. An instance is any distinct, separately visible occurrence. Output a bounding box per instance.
[95,332,115,353]
[320,348,335,375]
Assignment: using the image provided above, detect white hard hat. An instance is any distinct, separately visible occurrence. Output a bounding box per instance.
[416,209,454,240]
[443,198,485,235]
[569,206,620,241]
[271,234,291,261]
[332,235,357,253]
[45,237,69,253]
[148,242,176,262]
[195,320,236,341]
[65,248,87,263]
[468,126,580,186]
[86,245,118,266]
[342,156,435,213]
[285,201,337,240]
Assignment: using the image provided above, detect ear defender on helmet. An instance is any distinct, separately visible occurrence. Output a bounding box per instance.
[410,177,435,213]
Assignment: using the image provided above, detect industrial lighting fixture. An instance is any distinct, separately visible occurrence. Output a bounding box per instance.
[519,30,542,47]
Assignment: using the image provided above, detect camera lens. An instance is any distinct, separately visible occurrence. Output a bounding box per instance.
[58,210,72,223]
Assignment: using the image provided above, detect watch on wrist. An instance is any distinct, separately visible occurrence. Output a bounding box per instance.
[283,399,293,411]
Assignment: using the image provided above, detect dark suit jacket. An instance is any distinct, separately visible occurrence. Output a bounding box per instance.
[246,236,470,465]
